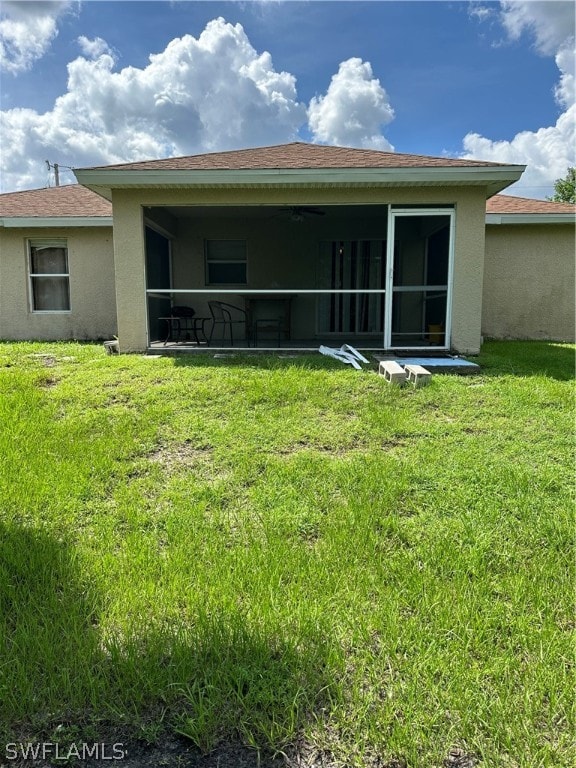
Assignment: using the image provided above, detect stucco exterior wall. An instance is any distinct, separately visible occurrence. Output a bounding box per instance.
[110,192,148,352]
[0,226,117,341]
[448,192,488,354]
[483,223,575,341]
[111,186,488,353]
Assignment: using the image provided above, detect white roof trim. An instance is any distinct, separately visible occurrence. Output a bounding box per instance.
[0,216,113,228]
[75,164,525,198]
[486,213,576,225]
[6,212,572,229]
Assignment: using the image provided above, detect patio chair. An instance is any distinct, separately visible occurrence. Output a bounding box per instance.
[208,301,250,346]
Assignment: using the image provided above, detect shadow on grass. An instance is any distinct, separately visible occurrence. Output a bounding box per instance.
[128,620,334,754]
[0,522,104,733]
[0,522,335,762]
[478,340,575,381]
[164,340,575,379]
[168,350,348,371]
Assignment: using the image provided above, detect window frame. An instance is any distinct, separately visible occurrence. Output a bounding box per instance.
[28,238,71,313]
[204,239,248,286]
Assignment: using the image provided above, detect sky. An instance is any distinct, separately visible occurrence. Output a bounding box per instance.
[0,0,574,197]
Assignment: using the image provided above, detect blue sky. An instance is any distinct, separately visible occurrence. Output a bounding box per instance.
[0,1,574,195]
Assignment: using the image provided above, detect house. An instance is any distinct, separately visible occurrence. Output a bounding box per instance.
[0,142,574,352]
[0,185,116,342]
[484,194,575,342]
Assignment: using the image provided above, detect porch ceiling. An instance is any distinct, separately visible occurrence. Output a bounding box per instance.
[150,203,390,220]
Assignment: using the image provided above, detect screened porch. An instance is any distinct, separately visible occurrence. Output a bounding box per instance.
[144,204,454,351]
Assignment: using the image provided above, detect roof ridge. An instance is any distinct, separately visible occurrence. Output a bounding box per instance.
[78,141,521,172]
[81,142,318,171]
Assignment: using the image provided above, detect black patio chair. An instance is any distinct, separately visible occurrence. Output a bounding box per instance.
[208,301,250,346]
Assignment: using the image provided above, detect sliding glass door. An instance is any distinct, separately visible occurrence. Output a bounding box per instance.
[317,240,386,338]
[385,209,454,349]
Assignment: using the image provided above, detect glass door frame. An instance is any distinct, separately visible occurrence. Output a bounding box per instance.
[384,207,455,351]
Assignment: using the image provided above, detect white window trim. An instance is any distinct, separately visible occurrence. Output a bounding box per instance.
[28,239,71,314]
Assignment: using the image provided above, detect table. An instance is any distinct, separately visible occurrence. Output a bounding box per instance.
[159,316,209,345]
[240,294,296,346]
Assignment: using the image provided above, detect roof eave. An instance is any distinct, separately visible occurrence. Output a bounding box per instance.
[486,213,576,225]
[0,216,114,228]
[74,165,525,199]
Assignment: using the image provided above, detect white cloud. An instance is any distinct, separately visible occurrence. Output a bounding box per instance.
[77,35,114,61]
[0,18,398,192]
[0,0,73,74]
[498,0,574,56]
[0,18,309,191]
[463,105,575,195]
[308,58,395,150]
[555,41,575,108]
[498,0,575,109]
[468,4,494,23]
[463,0,576,197]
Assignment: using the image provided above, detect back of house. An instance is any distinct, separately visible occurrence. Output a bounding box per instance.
[1,143,574,350]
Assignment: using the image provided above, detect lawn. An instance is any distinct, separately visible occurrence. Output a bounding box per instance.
[0,341,573,767]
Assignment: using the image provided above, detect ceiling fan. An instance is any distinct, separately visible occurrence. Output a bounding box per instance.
[277,206,326,222]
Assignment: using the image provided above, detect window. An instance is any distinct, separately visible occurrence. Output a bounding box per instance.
[29,239,70,311]
[205,240,247,285]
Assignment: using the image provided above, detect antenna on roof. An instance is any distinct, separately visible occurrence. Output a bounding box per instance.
[46,160,60,187]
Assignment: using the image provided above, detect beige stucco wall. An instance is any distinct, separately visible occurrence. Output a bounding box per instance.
[111,186,488,353]
[483,223,575,341]
[110,192,148,351]
[0,226,117,341]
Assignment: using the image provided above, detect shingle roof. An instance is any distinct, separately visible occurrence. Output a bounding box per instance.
[0,184,112,218]
[1,184,573,220]
[82,141,514,172]
[486,193,576,215]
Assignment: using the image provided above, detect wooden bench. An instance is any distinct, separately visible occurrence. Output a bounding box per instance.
[378,360,407,385]
[405,364,432,387]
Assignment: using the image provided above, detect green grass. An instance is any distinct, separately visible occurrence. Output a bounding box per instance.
[0,340,573,767]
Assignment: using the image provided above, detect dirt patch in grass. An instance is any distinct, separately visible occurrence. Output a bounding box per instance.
[276,439,409,457]
[104,736,285,768]
[276,442,355,457]
[443,748,479,768]
[148,441,214,469]
[143,441,232,484]
[37,376,59,389]
[28,353,57,367]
